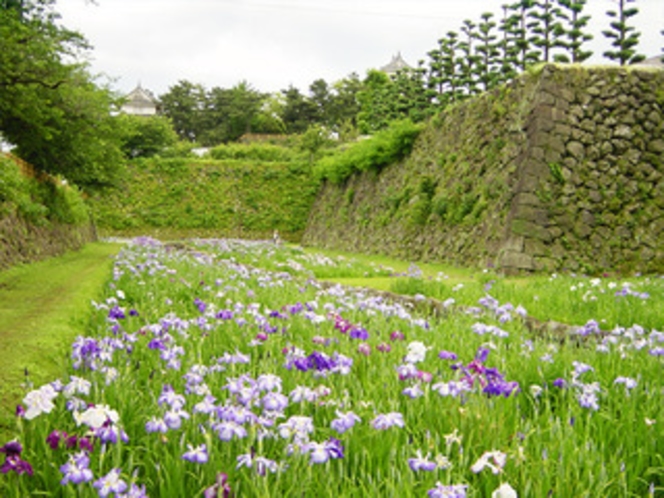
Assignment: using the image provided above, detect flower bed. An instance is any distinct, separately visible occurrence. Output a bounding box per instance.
[2,238,663,496]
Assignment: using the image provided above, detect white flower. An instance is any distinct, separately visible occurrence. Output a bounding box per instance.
[492,482,518,498]
[404,341,429,363]
[75,404,120,429]
[23,384,59,420]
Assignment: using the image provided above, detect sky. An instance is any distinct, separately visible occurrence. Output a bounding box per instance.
[55,0,664,97]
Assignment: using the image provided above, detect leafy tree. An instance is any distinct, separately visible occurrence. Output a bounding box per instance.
[438,31,463,104]
[602,0,645,65]
[308,79,332,126]
[555,0,593,63]
[118,114,178,158]
[0,0,125,190]
[328,74,362,132]
[357,70,394,133]
[203,81,265,144]
[280,85,317,134]
[159,80,207,141]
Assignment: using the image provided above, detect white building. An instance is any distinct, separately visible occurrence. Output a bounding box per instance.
[121,84,159,116]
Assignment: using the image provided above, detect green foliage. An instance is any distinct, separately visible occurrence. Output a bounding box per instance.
[602,0,645,66]
[548,162,565,184]
[314,120,423,184]
[0,4,127,191]
[0,155,89,225]
[118,114,179,158]
[89,156,318,238]
[209,142,296,162]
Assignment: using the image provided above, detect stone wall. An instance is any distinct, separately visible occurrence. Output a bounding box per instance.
[0,214,96,271]
[302,64,664,274]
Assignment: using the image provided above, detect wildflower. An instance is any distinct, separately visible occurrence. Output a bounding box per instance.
[427,482,468,498]
[358,342,372,355]
[404,341,429,363]
[402,384,424,399]
[236,453,279,475]
[471,450,507,474]
[390,330,405,341]
[614,376,638,391]
[371,412,405,430]
[492,482,518,498]
[261,392,289,412]
[0,441,33,476]
[408,450,437,471]
[306,438,345,464]
[94,468,127,497]
[75,404,120,430]
[145,416,169,434]
[552,378,567,389]
[203,472,232,498]
[214,421,247,441]
[376,342,391,353]
[183,443,209,464]
[60,451,94,485]
[23,383,59,420]
[438,350,458,361]
[331,410,361,434]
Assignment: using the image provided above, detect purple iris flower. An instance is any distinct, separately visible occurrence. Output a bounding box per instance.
[331,411,361,434]
[349,326,369,340]
[371,412,405,430]
[408,451,437,472]
[204,473,232,498]
[553,378,567,389]
[427,483,468,498]
[438,350,458,361]
[1,455,34,476]
[183,443,209,464]
[60,451,94,485]
[93,468,128,497]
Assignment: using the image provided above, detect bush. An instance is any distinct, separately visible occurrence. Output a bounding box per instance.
[209,143,296,162]
[0,156,89,225]
[313,120,423,184]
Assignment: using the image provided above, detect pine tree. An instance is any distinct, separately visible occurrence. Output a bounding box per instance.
[439,31,462,104]
[555,0,593,63]
[527,0,566,62]
[474,12,501,92]
[602,0,645,65]
[497,4,520,82]
[457,19,480,97]
[507,1,540,72]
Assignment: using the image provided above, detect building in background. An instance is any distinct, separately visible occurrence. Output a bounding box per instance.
[379,52,413,76]
[121,84,159,116]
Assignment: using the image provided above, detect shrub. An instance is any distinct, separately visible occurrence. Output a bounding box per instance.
[314,120,423,184]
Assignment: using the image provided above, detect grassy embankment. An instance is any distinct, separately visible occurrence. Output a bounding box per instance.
[0,243,121,441]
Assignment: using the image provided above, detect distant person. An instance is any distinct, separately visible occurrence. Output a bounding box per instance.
[273,230,281,246]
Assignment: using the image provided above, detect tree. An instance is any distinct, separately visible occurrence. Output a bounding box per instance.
[280,85,317,134]
[118,114,178,158]
[602,0,645,65]
[527,0,567,63]
[497,4,520,82]
[327,74,362,132]
[507,1,540,72]
[204,81,265,144]
[555,0,593,63]
[357,70,394,133]
[0,0,125,190]
[457,19,480,96]
[159,80,207,141]
[474,12,502,92]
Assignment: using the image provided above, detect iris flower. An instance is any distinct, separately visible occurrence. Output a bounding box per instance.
[93,468,128,497]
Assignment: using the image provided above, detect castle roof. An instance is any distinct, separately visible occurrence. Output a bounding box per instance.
[380,52,413,75]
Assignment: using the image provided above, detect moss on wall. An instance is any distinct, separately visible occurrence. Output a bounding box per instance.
[303,64,664,275]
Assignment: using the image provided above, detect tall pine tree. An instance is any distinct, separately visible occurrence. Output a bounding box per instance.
[602,0,645,65]
[555,0,593,63]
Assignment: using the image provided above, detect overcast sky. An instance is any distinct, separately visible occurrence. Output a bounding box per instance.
[56,0,663,97]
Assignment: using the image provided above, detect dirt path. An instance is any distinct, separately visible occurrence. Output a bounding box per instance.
[0,242,121,439]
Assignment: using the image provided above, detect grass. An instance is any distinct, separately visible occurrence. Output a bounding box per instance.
[0,242,121,441]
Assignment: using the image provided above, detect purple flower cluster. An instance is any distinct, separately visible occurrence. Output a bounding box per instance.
[0,441,33,476]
